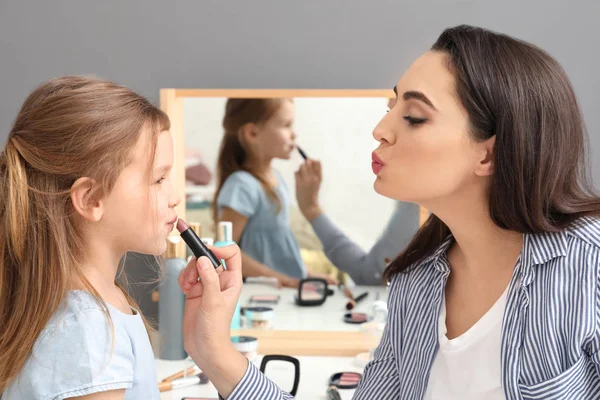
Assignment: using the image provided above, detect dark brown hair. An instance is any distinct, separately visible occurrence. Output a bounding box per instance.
[385,25,600,279]
[212,98,287,224]
[0,76,169,389]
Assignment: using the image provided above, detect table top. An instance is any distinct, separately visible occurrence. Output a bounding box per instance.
[156,355,364,400]
[239,283,388,332]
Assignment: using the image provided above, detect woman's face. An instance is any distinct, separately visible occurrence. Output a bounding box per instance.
[372,50,493,207]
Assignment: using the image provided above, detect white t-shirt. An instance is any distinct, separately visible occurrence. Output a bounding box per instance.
[424,287,509,399]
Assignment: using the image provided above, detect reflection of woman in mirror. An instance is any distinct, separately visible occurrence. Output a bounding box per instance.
[181,25,600,399]
[294,115,420,286]
[213,99,335,288]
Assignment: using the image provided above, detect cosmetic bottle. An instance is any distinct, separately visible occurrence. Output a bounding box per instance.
[214,221,241,329]
[159,236,187,360]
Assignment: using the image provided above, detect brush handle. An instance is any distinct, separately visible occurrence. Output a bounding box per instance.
[161,365,201,382]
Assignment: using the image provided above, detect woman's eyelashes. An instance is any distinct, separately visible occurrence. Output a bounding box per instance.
[403,115,427,126]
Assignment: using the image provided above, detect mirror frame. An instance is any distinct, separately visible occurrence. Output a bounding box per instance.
[159,89,429,256]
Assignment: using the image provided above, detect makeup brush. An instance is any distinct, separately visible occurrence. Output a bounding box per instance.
[346,291,369,311]
[158,373,209,392]
[161,365,202,382]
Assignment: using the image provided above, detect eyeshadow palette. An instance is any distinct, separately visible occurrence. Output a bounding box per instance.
[249,295,280,304]
[343,312,368,324]
[328,372,362,389]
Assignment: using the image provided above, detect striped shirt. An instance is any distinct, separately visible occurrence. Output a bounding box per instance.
[227,216,600,400]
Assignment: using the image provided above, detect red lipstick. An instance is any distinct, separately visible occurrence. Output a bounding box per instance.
[371,152,384,175]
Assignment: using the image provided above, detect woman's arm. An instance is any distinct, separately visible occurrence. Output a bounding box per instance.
[296,160,419,285]
[179,246,296,399]
[179,245,401,400]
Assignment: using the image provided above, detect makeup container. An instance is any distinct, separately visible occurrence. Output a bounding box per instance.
[158,236,187,360]
[214,221,235,247]
[201,237,214,246]
[231,336,258,361]
[343,312,369,324]
[214,221,242,330]
[244,307,274,329]
[249,294,281,305]
[328,372,362,389]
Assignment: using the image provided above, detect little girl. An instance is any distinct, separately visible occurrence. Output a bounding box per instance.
[0,76,180,399]
[213,98,333,288]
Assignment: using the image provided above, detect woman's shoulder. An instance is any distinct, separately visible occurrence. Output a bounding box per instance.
[528,215,600,261]
[565,215,600,250]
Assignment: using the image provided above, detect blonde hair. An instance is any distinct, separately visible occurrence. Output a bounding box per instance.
[0,76,170,390]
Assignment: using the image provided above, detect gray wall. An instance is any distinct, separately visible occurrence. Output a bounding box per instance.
[2,0,599,319]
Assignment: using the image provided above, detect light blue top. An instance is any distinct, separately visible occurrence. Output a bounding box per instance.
[4,290,159,400]
[226,216,600,400]
[217,170,306,279]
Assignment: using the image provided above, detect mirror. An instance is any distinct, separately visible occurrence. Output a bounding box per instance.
[160,89,425,333]
[296,278,332,306]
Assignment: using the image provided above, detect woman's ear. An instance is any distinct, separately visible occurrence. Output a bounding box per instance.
[70,177,104,222]
[474,135,495,177]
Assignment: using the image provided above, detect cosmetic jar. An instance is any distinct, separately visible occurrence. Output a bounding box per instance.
[245,306,274,329]
[231,335,258,361]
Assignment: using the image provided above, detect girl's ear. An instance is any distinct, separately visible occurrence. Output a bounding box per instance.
[241,122,259,143]
[70,177,104,222]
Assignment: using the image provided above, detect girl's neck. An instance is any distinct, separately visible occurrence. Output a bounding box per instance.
[244,156,274,183]
[76,231,126,305]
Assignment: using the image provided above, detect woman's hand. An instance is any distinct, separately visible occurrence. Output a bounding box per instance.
[295,159,323,221]
[178,245,249,397]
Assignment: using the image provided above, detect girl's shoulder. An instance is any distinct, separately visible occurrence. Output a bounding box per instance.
[5,291,135,398]
[224,170,261,187]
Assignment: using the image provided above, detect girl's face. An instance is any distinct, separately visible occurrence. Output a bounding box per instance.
[250,100,297,161]
[100,128,181,256]
[372,50,493,207]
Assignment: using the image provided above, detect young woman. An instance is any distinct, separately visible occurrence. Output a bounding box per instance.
[179,25,600,399]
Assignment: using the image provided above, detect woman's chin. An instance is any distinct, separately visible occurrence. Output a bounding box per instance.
[373,176,385,194]
[374,178,407,202]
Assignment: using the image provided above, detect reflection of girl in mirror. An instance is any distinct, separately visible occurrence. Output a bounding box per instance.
[213,99,334,288]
